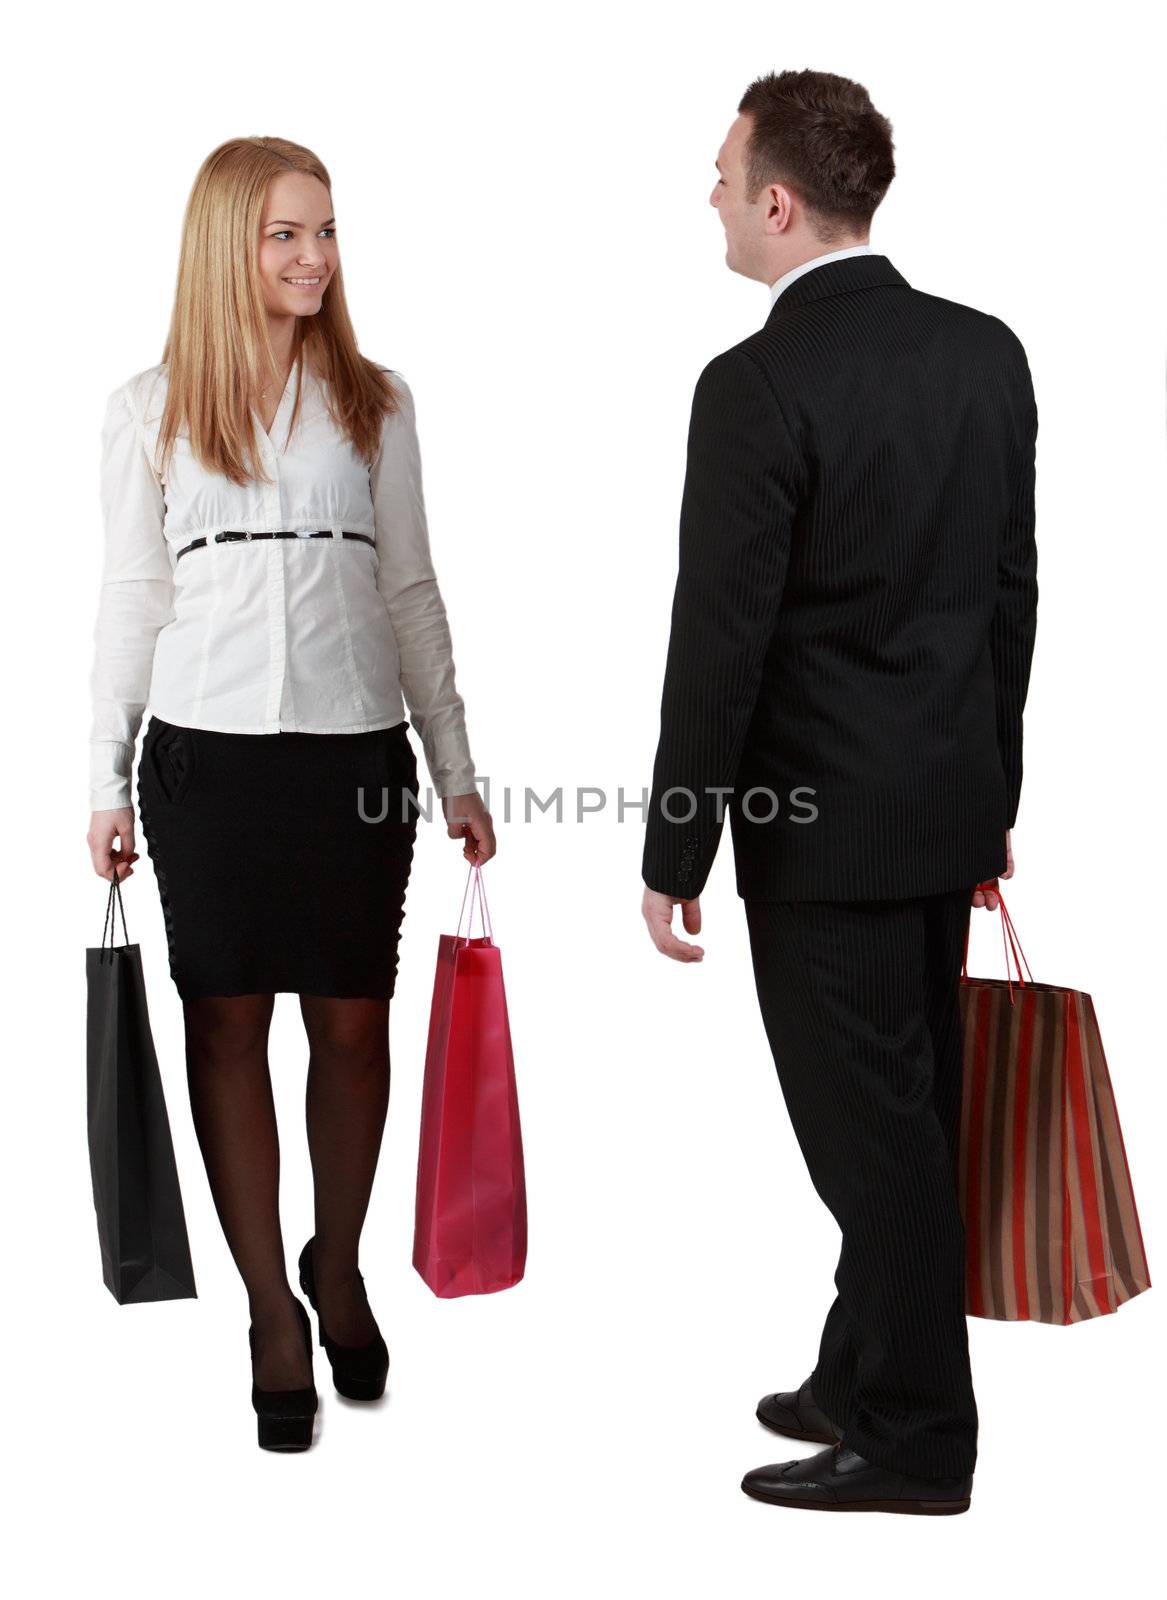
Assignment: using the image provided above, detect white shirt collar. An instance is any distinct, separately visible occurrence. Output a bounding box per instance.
[768,243,874,306]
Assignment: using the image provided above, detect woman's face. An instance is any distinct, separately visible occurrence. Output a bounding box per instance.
[257,170,339,320]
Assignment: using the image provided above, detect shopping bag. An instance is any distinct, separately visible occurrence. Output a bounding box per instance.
[413,863,527,1297]
[86,871,197,1304]
[957,886,1149,1324]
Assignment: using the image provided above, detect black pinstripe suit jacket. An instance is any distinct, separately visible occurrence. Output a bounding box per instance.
[642,253,1039,902]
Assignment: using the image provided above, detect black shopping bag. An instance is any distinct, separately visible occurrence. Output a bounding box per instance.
[86,871,197,1303]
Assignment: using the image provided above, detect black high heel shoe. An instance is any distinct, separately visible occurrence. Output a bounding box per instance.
[298,1236,390,1402]
[248,1295,318,1451]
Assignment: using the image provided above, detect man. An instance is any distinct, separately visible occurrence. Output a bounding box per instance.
[641,69,1038,1515]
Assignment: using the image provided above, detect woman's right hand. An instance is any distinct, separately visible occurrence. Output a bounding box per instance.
[88,806,140,882]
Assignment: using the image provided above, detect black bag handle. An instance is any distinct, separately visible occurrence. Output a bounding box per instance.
[99,869,130,961]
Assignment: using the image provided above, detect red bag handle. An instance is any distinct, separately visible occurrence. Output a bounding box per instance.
[455,861,494,943]
[962,882,1034,1003]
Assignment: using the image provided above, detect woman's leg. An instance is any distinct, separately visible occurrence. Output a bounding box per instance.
[300,994,392,1345]
[182,992,311,1390]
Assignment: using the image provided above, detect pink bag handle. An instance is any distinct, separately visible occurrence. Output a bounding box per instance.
[962,882,1034,1003]
[455,861,494,944]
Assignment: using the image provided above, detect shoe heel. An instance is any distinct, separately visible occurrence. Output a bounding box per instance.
[333,1369,387,1403]
[256,1411,314,1452]
[295,1255,324,1348]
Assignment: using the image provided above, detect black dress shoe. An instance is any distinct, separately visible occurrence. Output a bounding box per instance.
[248,1296,318,1452]
[756,1375,842,1444]
[742,1442,972,1515]
[298,1236,389,1402]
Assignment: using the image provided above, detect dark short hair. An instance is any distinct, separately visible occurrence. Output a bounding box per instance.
[737,69,895,237]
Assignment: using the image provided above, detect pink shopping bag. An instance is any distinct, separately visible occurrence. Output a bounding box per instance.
[413,863,527,1297]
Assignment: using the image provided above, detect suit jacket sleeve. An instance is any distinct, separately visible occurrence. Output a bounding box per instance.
[642,347,804,898]
[989,349,1039,830]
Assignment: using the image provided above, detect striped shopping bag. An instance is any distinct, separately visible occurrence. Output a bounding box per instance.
[957,888,1150,1324]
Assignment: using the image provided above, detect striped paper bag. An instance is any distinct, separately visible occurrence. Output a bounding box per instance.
[957,888,1150,1324]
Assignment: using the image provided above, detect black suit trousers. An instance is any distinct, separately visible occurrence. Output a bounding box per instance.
[743,886,979,1480]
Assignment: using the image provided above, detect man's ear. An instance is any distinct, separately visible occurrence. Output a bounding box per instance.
[765,184,795,232]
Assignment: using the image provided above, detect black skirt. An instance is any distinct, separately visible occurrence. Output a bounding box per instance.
[136,715,420,1001]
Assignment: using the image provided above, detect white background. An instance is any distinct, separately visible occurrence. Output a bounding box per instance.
[4,0,1164,1592]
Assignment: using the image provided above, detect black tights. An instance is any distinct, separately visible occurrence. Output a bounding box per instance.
[182,992,391,1387]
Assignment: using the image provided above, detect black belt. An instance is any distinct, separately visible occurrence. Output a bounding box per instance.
[176,529,376,561]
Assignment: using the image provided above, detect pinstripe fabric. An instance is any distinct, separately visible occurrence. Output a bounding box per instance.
[744,887,979,1479]
[643,254,1039,901]
[957,979,1151,1323]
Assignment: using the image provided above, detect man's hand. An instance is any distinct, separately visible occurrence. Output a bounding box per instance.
[971,830,1014,910]
[642,887,705,962]
[442,790,496,866]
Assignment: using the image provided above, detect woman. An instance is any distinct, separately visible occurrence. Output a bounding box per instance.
[85,136,496,1452]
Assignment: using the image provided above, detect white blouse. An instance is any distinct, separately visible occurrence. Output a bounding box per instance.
[88,354,477,811]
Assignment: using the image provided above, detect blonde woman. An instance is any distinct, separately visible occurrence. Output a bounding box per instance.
[86,137,495,1452]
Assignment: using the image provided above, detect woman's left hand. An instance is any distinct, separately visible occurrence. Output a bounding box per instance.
[442,791,496,865]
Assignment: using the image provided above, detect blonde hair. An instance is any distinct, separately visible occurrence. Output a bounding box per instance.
[155,135,400,487]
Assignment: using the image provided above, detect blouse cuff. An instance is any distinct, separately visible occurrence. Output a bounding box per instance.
[433,764,479,801]
[89,740,134,813]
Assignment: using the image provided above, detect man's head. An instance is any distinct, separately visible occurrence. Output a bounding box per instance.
[711,69,895,287]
